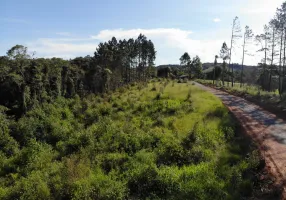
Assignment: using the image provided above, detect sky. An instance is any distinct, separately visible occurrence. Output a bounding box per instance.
[0,0,285,65]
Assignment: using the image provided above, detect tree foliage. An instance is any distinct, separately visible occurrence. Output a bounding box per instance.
[0,34,156,116]
[179,53,202,79]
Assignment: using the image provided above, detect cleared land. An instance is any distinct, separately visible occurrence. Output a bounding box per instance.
[0,80,266,199]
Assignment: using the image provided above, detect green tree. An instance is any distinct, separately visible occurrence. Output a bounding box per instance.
[180,52,191,66]
[213,55,218,85]
[191,56,203,78]
[220,42,230,86]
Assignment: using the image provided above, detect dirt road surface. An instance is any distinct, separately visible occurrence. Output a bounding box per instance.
[195,82,286,199]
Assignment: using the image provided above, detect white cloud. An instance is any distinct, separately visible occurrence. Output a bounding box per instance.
[90,28,227,65]
[91,28,193,40]
[28,38,99,58]
[26,27,270,66]
[27,28,224,65]
[213,18,221,23]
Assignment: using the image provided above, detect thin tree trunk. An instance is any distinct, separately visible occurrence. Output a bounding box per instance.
[229,19,235,87]
[263,35,267,89]
[240,32,246,88]
[231,63,234,84]
[213,67,215,85]
[222,62,225,86]
[279,27,283,95]
[283,28,286,93]
[269,27,275,91]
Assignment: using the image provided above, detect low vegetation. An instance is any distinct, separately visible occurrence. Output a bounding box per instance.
[197,79,278,96]
[197,79,286,111]
[0,80,265,199]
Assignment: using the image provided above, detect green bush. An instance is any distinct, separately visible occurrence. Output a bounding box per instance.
[0,81,262,199]
[7,171,51,200]
[70,169,127,200]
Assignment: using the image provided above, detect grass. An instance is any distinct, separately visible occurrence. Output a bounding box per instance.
[0,79,267,199]
[198,79,279,96]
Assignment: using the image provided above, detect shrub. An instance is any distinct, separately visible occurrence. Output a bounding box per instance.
[124,151,161,198]
[153,116,165,127]
[156,134,185,166]
[7,171,51,200]
[0,80,262,199]
[98,104,112,116]
[99,153,129,173]
[71,169,127,200]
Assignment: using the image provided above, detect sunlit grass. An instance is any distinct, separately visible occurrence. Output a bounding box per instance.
[197,79,279,97]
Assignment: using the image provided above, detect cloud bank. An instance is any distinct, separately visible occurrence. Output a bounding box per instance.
[28,28,228,65]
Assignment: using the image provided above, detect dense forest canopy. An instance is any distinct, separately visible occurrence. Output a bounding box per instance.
[0,34,156,116]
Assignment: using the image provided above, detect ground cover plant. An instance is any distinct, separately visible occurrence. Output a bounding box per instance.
[0,80,265,199]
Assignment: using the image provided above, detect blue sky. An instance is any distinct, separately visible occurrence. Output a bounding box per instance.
[1,0,284,65]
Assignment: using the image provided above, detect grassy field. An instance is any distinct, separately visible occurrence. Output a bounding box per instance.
[0,79,264,199]
[197,79,280,98]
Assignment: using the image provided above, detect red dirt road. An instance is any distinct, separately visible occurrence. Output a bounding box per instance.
[195,82,286,199]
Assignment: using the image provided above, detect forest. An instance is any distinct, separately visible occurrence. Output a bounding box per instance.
[0,34,156,117]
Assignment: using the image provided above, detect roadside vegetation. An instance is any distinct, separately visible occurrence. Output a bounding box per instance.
[197,79,279,97]
[0,79,267,199]
[197,79,286,115]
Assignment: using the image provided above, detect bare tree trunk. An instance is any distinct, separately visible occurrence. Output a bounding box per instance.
[213,68,215,85]
[283,28,286,93]
[279,27,284,95]
[269,27,275,91]
[231,63,233,85]
[240,32,246,88]
[222,62,225,86]
[263,37,267,89]
[229,20,234,87]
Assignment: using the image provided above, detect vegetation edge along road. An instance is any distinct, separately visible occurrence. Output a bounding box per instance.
[195,81,286,199]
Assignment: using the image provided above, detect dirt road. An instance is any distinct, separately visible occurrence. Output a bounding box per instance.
[195,82,286,198]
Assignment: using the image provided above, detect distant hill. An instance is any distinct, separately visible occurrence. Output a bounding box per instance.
[202,63,257,72]
[156,64,181,69]
[157,63,257,72]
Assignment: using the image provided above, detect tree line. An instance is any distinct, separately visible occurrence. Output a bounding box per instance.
[210,2,286,96]
[0,34,156,116]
